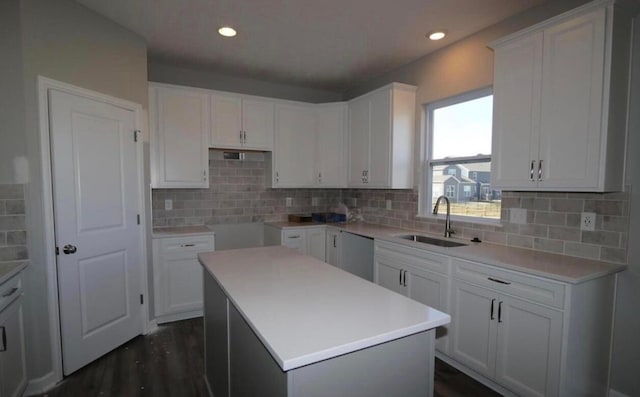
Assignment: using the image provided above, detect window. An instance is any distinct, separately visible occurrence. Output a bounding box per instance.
[422,88,501,221]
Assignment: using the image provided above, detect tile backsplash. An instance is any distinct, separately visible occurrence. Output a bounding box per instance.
[152,150,629,264]
[0,184,28,263]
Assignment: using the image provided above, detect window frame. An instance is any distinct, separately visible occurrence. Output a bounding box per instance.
[418,86,500,224]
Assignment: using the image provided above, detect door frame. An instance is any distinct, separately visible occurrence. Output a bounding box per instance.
[35,76,151,388]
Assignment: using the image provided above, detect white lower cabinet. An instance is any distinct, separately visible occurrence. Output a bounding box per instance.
[451,279,562,397]
[374,241,450,352]
[0,272,27,397]
[153,234,215,323]
[264,224,326,262]
[325,227,341,267]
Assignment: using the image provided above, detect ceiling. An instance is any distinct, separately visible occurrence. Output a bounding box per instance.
[75,0,550,91]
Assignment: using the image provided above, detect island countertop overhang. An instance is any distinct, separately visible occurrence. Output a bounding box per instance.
[198,245,450,371]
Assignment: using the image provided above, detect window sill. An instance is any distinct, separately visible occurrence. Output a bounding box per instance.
[415,213,503,227]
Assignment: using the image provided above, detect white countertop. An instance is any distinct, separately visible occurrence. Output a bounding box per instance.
[152,225,215,239]
[265,221,625,284]
[198,245,450,371]
[0,261,28,285]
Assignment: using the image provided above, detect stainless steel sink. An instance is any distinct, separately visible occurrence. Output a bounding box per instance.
[395,234,467,247]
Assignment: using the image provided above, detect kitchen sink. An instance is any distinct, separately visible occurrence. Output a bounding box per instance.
[394,234,467,248]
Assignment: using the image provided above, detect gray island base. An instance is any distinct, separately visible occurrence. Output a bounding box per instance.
[205,272,435,397]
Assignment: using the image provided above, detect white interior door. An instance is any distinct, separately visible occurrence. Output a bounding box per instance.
[49,89,143,375]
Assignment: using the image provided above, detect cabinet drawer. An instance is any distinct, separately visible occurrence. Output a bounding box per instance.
[159,235,215,254]
[453,258,565,309]
[0,273,23,313]
[375,241,449,275]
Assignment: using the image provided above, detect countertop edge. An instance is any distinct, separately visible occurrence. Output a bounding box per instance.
[152,226,216,239]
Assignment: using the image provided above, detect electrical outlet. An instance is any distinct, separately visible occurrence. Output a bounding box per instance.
[164,199,172,210]
[510,208,527,224]
[286,197,293,207]
[312,197,319,206]
[581,212,596,231]
[386,200,392,210]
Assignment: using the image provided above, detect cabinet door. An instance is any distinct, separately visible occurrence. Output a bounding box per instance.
[495,296,562,397]
[538,9,606,190]
[491,33,543,189]
[0,298,27,397]
[282,229,307,254]
[450,280,497,378]
[316,104,347,187]
[243,99,275,150]
[325,229,340,266]
[161,252,205,315]
[407,267,450,353]
[151,86,209,188]
[347,96,370,187]
[374,256,407,296]
[210,94,243,149]
[306,227,326,262]
[367,88,392,187]
[274,104,316,187]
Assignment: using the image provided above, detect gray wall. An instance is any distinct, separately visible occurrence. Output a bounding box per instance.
[610,17,640,396]
[148,60,343,103]
[0,0,27,184]
[19,0,148,383]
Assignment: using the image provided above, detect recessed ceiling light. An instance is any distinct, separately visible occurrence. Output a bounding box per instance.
[218,26,237,37]
[428,30,447,41]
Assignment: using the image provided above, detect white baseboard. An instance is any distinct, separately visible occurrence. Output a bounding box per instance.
[609,389,630,397]
[23,370,61,396]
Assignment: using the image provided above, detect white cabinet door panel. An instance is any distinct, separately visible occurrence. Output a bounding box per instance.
[374,258,407,296]
[407,267,449,353]
[282,229,307,254]
[0,297,27,397]
[210,94,243,148]
[491,32,543,189]
[538,9,606,189]
[450,280,497,378]
[316,104,347,187]
[243,99,274,150]
[306,228,326,262]
[368,88,391,187]
[495,296,562,397]
[348,97,370,187]
[274,104,316,187]
[163,253,205,314]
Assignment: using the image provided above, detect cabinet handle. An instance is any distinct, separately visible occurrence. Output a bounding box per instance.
[318,172,322,183]
[288,235,301,239]
[490,298,495,320]
[276,171,279,183]
[333,235,336,248]
[180,243,196,247]
[203,169,207,181]
[2,287,18,298]
[488,277,511,285]
[498,301,503,323]
[399,269,403,285]
[403,270,408,286]
[530,160,535,181]
[538,159,543,181]
[243,131,247,144]
[0,327,5,352]
[239,130,243,144]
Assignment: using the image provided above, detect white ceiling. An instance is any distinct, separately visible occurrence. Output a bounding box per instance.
[75,0,550,91]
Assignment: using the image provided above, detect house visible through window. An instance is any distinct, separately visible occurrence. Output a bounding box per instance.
[422,88,501,221]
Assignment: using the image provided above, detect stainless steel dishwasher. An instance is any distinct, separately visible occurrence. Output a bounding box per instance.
[339,231,374,281]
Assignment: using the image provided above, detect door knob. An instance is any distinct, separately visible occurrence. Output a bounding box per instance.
[63,244,77,254]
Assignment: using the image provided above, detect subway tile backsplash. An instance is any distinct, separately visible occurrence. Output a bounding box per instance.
[152,150,630,264]
[0,184,28,263]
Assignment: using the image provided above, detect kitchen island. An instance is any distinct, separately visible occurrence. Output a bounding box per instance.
[198,245,450,397]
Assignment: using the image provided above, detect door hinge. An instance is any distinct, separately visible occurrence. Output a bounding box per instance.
[137,214,141,225]
[134,130,140,142]
[55,247,59,255]
[140,294,144,305]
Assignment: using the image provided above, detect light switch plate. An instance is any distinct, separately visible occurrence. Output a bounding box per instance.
[581,212,596,231]
[286,197,293,207]
[510,208,527,224]
[164,199,172,210]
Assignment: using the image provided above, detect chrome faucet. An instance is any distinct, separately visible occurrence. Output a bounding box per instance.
[433,195,455,238]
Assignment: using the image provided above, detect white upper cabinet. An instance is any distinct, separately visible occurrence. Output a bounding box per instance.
[149,84,210,188]
[210,93,274,151]
[491,1,633,191]
[315,103,347,187]
[270,102,347,188]
[273,103,317,187]
[347,83,416,189]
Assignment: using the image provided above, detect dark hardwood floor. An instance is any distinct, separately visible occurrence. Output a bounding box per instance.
[38,318,500,397]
